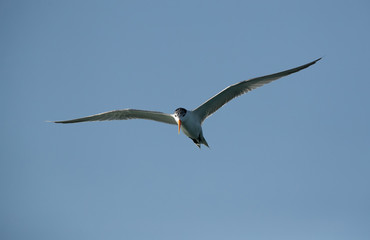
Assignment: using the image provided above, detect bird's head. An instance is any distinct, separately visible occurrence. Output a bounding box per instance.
[174,108,187,133]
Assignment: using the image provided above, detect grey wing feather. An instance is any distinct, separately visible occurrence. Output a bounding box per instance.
[193,58,321,122]
[53,109,177,125]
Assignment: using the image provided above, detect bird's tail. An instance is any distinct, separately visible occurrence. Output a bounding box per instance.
[200,134,209,148]
[191,133,210,148]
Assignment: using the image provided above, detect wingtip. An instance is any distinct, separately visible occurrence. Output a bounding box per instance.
[304,57,322,68]
[309,57,322,65]
[46,120,65,124]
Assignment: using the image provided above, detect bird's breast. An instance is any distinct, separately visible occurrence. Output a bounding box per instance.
[180,112,202,139]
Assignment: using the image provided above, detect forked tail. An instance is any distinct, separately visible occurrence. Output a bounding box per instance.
[190,132,209,148]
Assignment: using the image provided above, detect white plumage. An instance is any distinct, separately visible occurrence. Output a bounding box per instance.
[53,58,321,148]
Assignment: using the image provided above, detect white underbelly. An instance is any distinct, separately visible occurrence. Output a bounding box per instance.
[181,120,202,139]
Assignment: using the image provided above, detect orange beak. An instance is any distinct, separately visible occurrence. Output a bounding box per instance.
[178,119,181,134]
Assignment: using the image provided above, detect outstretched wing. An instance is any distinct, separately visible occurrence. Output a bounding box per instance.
[193,58,321,123]
[53,109,177,125]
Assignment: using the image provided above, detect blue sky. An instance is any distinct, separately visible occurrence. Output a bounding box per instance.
[1,0,370,239]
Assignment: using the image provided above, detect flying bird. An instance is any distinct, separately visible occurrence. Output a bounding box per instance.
[52,58,321,148]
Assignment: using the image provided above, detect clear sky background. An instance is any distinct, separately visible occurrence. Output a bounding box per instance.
[1,1,369,239]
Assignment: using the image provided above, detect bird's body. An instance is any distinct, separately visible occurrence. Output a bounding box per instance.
[174,108,208,148]
[52,58,321,148]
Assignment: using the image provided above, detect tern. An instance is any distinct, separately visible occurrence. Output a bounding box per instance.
[53,58,321,148]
